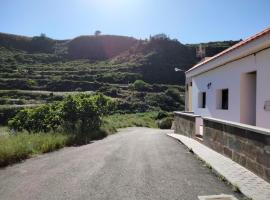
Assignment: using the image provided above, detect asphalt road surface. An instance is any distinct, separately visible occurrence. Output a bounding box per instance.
[0,127,244,200]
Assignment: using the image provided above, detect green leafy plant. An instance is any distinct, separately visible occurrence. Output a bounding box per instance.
[8,93,115,136]
[157,117,173,129]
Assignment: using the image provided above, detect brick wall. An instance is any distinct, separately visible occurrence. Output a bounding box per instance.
[174,112,198,138]
[203,117,270,182]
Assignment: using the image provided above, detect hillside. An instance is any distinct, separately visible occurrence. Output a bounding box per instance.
[0,32,238,124]
[68,35,138,60]
[111,35,196,84]
[0,32,239,84]
[187,40,241,57]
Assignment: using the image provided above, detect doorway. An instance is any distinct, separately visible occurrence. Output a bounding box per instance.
[240,71,257,125]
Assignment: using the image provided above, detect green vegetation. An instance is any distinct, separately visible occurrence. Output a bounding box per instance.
[157,117,173,129]
[132,80,151,91]
[0,110,173,167]
[0,132,69,167]
[102,112,158,132]
[0,32,236,122]
[8,94,113,134]
[0,126,9,136]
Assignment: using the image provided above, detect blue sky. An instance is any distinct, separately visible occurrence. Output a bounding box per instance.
[0,0,269,43]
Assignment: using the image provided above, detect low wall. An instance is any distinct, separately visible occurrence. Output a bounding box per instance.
[203,117,270,182]
[174,112,200,138]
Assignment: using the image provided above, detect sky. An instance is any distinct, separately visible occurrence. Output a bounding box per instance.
[0,0,269,43]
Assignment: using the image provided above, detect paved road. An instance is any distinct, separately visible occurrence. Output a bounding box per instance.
[0,128,244,200]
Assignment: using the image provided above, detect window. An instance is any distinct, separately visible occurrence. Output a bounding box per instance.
[202,92,206,108]
[217,89,229,110]
[198,92,206,108]
[222,89,229,109]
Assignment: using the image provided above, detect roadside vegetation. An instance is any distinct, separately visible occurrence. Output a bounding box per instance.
[102,112,159,132]
[0,132,68,167]
[0,93,173,167]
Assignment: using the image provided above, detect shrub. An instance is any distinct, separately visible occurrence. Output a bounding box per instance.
[116,99,150,113]
[98,85,119,97]
[8,93,115,136]
[157,117,173,129]
[145,92,183,111]
[0,106,24,125]
[156,110,169,120]
[8,105,59,133]
[132,80,151,91]
[165,88,181,101]
[96,72,142,84]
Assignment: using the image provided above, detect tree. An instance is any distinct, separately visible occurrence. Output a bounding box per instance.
[95,30,101,36]
[40,33,47,38]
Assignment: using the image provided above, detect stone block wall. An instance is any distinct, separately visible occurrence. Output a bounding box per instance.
[174,112,198,138]
[203,117,270,182]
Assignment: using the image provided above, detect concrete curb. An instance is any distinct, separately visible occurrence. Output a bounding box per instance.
[167,133,270,200]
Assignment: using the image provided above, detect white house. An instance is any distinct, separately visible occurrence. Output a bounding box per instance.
[185,27,270,129]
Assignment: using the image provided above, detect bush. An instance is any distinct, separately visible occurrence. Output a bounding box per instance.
[157,117,173,129]
[156,110,169,120]
[96,72,142,84]
[165,88,181,101]
[98,85,119,97]
[8,104,60,133]
[145,92,183,111]
[8,93,115,137]
[116,99,150,113]
[0,106,24,125]
[133,80,151,91]
[60,93,114,134]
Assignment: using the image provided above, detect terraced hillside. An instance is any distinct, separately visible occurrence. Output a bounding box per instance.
[0,32,238,125]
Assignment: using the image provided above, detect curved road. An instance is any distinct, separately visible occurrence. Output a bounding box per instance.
[0,128,243,200]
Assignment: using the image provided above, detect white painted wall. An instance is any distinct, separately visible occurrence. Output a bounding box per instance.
[191,48,270,129]
[256,48,270,128]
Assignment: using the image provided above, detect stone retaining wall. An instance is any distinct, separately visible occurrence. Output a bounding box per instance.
[174,112,199,138]
[203,117,270,182]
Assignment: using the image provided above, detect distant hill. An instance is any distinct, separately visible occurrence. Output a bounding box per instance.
[0,32,61,53]
[187,40,241,58]
[68,35,138,60]
[110,35,196,84]
[109,37,240,84]
[0,32,239,85]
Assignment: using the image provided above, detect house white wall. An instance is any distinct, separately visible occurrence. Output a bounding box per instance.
[191,48,270,129]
